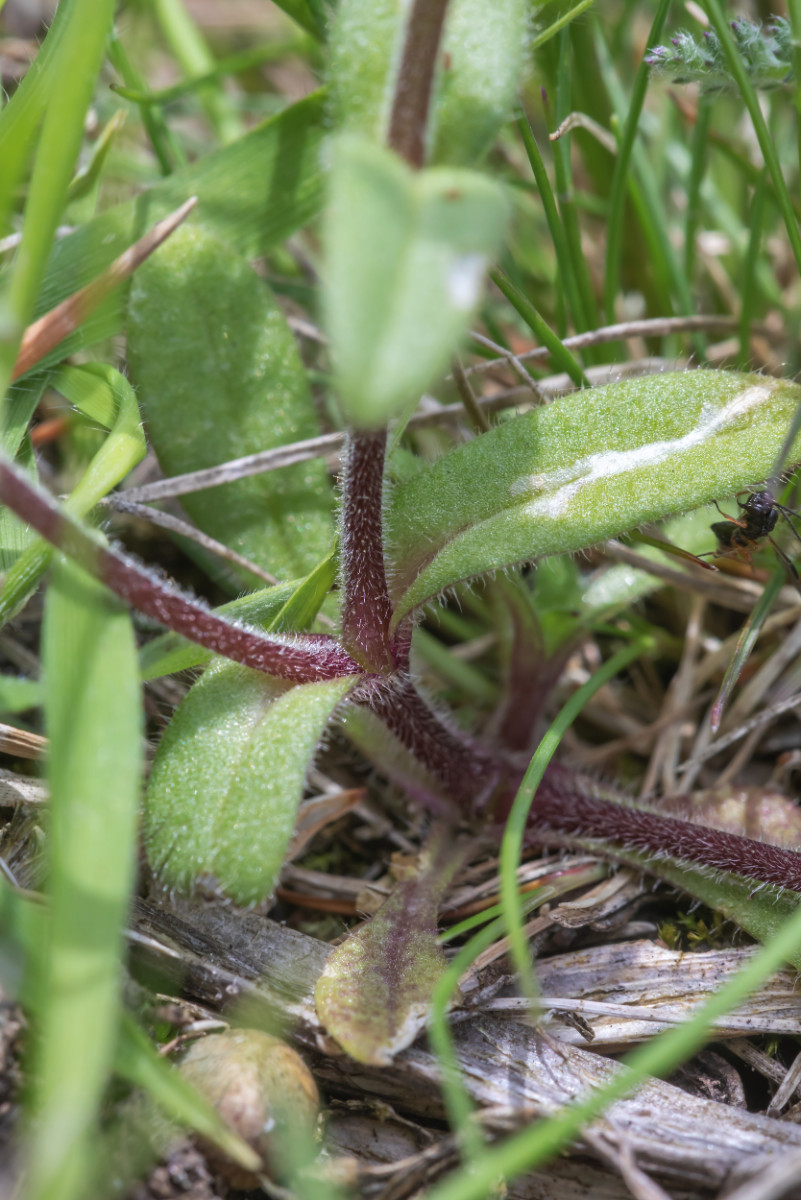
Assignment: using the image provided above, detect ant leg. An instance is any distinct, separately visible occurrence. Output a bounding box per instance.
[768,534,801,596]
[774,505,801,551]
[712,499,746,529]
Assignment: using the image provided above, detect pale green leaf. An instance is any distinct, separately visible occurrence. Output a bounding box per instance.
[127,224,333,583]
[431,0,528,165]
[385,370,801,622]
[144,668,355,904]
[324,136,508,428]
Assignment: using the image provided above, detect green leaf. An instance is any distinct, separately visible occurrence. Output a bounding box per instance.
[570,836,801,969]
[326,0,402,146]
[315,837,463,1064]
[0,363,146,625]
[385,369,801,623]
[26,92,326,373]
[28,559,142,1200]
[431,0,528,165]
[127,224,333,583]
[269,0,325,39]
[325,136,508,428]
[144,668,355,905]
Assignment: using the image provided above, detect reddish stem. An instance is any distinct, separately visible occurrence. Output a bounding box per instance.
[367,674,499,804]
[340,429,396,671]
[387,0,450,167]
[534,762,801,894]
[0,460,362,684]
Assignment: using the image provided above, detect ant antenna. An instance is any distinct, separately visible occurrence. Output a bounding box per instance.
[767,392,801,497]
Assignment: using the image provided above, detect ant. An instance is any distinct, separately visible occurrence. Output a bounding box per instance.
[708,489,801,591]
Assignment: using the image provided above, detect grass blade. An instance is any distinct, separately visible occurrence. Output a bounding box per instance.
[25,558,142,1200]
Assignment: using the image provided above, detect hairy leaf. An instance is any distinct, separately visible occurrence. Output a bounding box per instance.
[127,224,333,583]
[325,136,508,428]
[29,92,325,371]
[315,838,463,1063]
[385,370,801,622]
[144,667,355,905]
[431,0,528,165]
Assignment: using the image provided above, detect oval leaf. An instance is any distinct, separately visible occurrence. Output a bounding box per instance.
[385,370,801,622]
[144,664,355,905]
[315,842,462,1064]
[34,92,326,371]
[324,135,508,428]
[127,224,333,584]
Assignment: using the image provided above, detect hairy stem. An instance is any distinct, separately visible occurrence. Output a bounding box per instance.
[363,670,801,894]
[0,459,362,683]
[368,674,500,804]
[340,429,396,671]
[535,762,801,894]
[386,0,450,168]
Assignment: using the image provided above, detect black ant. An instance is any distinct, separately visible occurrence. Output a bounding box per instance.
[708,489,801,590]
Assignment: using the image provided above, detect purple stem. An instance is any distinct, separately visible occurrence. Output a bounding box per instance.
[0,460,362,684]
[386,0,451,167]
[340,430,397,671]
[534,762,801,894]
[367,673,500,804]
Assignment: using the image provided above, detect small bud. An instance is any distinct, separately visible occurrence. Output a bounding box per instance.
[179,1029,320,1188]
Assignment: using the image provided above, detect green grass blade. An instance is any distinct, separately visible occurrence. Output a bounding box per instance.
[0,0,116,399]
[602,0,672,321]
[26,558,142,1200]
[428,862,608,1162]
[530,0,597,50]
[738,170,769,367]
[151,0,241,144]
[710,567,785,732]
[551,29,596,334]
[499,637,653,1004]
[428,895,801,1200]
[490,268,589,388]
[684,92,713,282]
[517,117,586,335]
[0,364,146,626]
[0,0,71,233]
[107,28,183,174]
